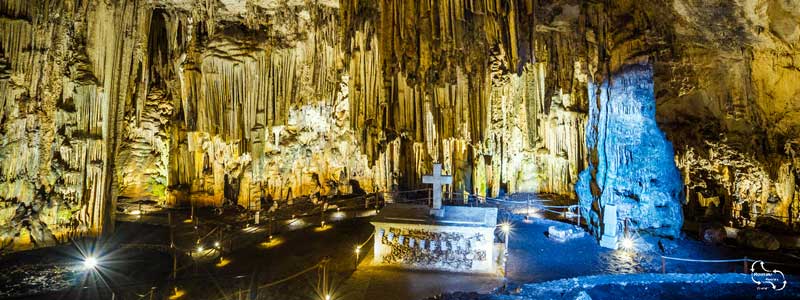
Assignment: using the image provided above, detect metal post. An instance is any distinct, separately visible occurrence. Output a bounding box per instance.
[320,202,325,227]
[661,256,666,274]
[267,215,273,241]
[169,211,176,280]
[744,257,749,274]
[526,196,530,222]
[504,231,509,278]
[355,247,360,269]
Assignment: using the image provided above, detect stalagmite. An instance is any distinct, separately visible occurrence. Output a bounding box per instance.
[2,0,799,250]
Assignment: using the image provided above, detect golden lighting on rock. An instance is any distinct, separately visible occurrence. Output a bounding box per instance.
[314,224,331,232]
[216,257,231,267]
[169,288,186,299]
[260,237,283,249]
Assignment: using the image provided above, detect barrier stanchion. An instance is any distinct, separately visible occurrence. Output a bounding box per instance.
[744,257,748,274]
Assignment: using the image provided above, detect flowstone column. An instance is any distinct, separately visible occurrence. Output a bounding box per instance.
[576,63,684,239]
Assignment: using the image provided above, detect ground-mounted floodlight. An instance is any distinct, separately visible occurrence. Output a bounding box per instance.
[499,222,512,279]
[501,223,511,234]
[83,256,98,270]
[620,237,635,250]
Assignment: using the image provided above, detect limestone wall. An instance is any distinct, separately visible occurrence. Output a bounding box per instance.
[2,0,799,250]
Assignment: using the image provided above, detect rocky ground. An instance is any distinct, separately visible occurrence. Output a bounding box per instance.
[0,195,376,299]
[430,273,800,300]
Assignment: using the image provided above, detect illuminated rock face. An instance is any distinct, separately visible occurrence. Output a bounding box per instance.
[1,0,798,250]
[1,0,151,250]
[577,64,684,238]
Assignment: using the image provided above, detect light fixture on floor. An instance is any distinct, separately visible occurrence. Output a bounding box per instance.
[620,237,634,250]
[83,256,98,269]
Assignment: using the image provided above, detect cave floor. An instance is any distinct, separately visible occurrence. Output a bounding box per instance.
[337,212,800,300]
[4,196,800,300]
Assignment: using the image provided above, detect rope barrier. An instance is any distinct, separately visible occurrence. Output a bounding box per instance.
[211,260,326,300]
[255,263,322,290]
[662,256,800,266]
[661,256,747,263]
[358,232,375,248]
[539,205,573,209]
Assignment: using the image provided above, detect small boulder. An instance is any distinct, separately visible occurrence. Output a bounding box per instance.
[548,225,585,242]
[737,228,780,250]
[699,222,726,245]
[568,290,593,300]
[755,216,792,234]
[658,238,679,254]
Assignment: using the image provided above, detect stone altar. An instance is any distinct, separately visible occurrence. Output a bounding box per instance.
[371,164,498,273]
[371,204,498,273]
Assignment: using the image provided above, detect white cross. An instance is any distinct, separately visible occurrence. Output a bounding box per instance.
[422,163,452,211]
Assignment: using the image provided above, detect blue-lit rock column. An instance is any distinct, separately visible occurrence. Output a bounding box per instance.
[576,63,684,238]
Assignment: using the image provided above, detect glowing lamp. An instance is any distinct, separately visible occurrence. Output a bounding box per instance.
[83,256,98,269]
[197,245,204,252]
[501,223,511,233]
[214,241,220,248]
[621,237,634,250]
[355,246,361,254]
[325,295,331,300]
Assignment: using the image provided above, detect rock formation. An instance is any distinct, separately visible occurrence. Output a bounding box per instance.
[1,0,798,249]
[577,64,684,237]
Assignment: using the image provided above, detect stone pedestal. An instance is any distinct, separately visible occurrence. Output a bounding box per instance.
[371,204,498,273]
[599,205,618,249]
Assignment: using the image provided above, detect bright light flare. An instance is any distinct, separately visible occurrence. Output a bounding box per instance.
[331,211,346,220]
[214,241,220,248]
[260,236,283,248]
[620,237,635,250]
[216,257,231,268]
[314,224,331,232]
[196,245,204,252]
[355,246,361,254]
[169,287,186,299]
[83,256,98,269]
[500,223,511,234]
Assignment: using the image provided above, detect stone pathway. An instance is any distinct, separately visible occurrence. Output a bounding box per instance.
[336,251,503,300]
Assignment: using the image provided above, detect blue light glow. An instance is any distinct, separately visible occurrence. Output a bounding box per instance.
[576,63,684,238]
